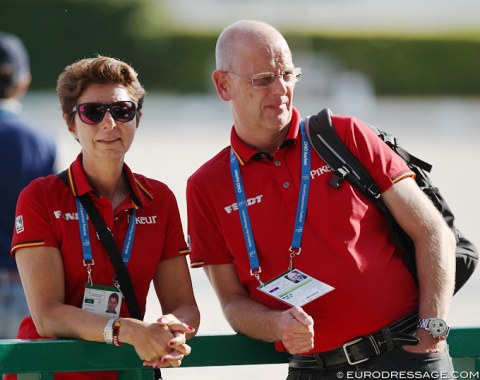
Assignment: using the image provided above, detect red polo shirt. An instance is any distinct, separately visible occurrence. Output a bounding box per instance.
[9,154,188,380]
[187,107,418,353]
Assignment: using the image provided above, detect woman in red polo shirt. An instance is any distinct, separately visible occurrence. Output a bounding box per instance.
[8,56,199,380]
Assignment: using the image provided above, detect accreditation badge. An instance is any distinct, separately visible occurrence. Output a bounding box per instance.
[83,284,122,317]
[257,269,334,307]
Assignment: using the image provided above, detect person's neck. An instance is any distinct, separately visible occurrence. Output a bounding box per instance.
[82,156,129,210]
[0,98,22,113]
[236,126,289,155]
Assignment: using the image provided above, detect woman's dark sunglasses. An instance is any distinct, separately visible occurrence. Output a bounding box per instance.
[72,101,137,125]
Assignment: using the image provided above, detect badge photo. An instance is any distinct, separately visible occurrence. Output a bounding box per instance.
[83,284,122,317]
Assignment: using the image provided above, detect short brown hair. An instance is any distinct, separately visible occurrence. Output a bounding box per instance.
[57,55,146,125]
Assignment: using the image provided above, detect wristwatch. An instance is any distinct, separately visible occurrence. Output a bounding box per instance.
[417,318,450,339]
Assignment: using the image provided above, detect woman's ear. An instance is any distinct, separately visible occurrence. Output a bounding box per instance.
[212,70,231,102]
[65,114,79,142]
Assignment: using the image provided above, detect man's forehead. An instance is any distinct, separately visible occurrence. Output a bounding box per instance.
[229,32,293,71]
[247,41,292,63]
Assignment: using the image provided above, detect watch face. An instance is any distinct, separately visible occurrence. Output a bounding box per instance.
[429,318,449,337]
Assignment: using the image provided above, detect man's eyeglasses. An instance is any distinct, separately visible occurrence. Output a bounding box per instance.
[226,67,302,89]
[72,101,137,125]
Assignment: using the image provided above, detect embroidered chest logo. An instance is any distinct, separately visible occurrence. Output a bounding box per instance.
[128,215,158,224]
[53,210,78,220]
[310,164,332,180]
[224,194,264,214]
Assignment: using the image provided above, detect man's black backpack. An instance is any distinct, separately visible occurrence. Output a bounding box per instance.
[306,108,478,294]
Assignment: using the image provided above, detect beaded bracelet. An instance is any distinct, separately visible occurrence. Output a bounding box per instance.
[112,318,123,346]
[104,317,123,346]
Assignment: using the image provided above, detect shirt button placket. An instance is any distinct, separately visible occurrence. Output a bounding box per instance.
[273,157,290,189]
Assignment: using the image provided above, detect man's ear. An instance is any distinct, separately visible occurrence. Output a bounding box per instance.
[212,70,231,101]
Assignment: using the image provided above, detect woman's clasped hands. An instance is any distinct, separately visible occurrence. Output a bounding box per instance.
[123,314,196,369]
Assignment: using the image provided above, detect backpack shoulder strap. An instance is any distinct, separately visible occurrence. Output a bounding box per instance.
[306,108,381,202]
[373,127,433,173]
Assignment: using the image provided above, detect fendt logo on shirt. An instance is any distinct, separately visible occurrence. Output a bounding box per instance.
[224,194,264,214]
[53,211,78,220]
[223,165,331,215]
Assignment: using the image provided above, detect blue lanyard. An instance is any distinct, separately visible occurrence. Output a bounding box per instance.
[229,121,311,280]
[76,197,137,266]
[230,150,260,272]
[291,121,311,250]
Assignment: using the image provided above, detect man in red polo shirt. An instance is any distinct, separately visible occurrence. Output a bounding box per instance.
[187,20,456,379]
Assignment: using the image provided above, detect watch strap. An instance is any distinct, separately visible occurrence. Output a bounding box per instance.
[417,318,430,330]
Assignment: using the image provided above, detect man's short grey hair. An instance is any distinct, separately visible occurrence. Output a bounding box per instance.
[215,20,285,71]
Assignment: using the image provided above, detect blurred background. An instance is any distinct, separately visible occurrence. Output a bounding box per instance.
[2,0,479,378]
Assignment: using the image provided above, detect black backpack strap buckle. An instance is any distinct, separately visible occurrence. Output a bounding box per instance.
[330,166,350,189]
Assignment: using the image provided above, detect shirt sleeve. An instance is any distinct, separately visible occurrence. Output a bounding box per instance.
[11,179,58,255]
[186,173,233,268]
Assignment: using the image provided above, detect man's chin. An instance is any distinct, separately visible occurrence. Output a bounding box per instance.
[273,110,292,129]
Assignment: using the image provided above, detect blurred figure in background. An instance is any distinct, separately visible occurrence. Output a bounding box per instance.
[0,31,57,339]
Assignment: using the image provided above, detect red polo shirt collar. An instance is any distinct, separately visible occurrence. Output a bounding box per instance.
[230,107,301,165]
[65,153,153,209]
